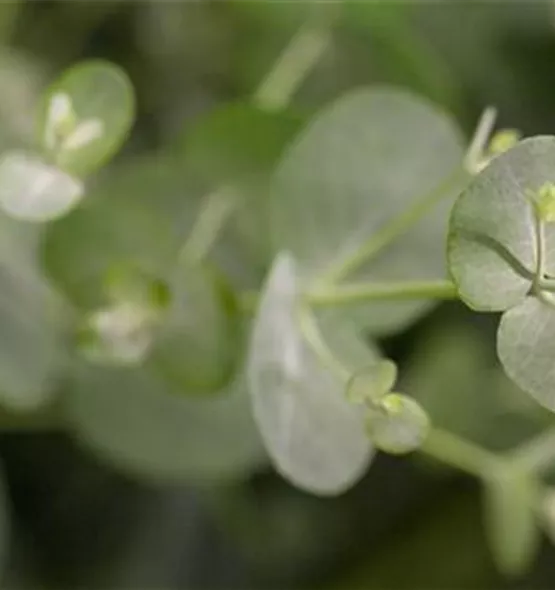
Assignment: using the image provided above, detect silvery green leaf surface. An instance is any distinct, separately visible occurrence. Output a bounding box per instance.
[448,137,555,312]
[0,151,83,222]
[271,87,464,335]
[497,296,555,413]
[346,359,397,405]
[0,214,67,410]
[65,364,266,484]
[247,253,374,495]
[365,393,430,455]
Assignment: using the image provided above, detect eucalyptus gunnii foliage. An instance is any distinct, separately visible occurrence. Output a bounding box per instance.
[1,13,555,582]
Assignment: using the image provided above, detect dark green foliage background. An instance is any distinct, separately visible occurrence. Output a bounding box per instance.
[1,1,555,588]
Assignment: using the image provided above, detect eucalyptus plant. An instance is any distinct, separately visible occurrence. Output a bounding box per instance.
[0,9,555,582]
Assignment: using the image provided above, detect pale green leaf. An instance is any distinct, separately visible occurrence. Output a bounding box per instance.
[497,296,555,413]
[0,214,67,410]
[247,253,374,495]
[346,360,397,404]
[177,101,303,185]
[365,393,430,455]
[37,60,135,177]
[178,102,303,285]
[41,155,240,394]
[448,137,555,311]
[271,87,464,334]
[42,155,201,309]
[65,364,266,484]
[149,263,240,393]
[0,151,83,221]
[482,465,540,578]
[75,260,239,394]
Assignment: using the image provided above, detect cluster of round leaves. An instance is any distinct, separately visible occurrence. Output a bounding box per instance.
[0,60,135,222]
[2,68,471,494]
[448,136,555,413]
[248,253,430,495]
[0,56,537,504]
[0,54,553,583]
[0,61,267,486]
[246,86,468,495]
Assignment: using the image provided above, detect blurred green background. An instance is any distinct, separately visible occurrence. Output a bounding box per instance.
[2,1,555,588]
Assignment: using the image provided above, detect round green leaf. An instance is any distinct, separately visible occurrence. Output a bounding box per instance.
[149,263,240,393]
[365,393,430,455]
[178,102,303,185]
[497,296,555,412]
[0,151,83,222]
[247,252,374,495]
[177,102,304,279]
[42,155,201,309]
[482,465,540,578]
[37,60,135,177]
[76,262,239,394]
[346,360,397,404]
[271,86,464,335]
[65,364,266,484]
[41,155,240,394]
[448,137,555,312]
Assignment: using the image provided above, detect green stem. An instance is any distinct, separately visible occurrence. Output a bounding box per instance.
[298,307,350,381]
[507,427,555,474]
[533,212,546,293]
[419,427,501,478]
[183,11,334,265]
[464,106,497,174]
[240,279,458,313]
[308,279,458,306]
[179,185,238,265]
[318,167,470,286]
[253,16,334,112]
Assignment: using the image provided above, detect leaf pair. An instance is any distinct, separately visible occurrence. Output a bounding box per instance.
[246,86,465,493]
[449,136,555,412]
[43,155,240,393]
[270,86,465,335]
[248,253,431,494]
[0,60,135,222]
[247,253,375,495]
